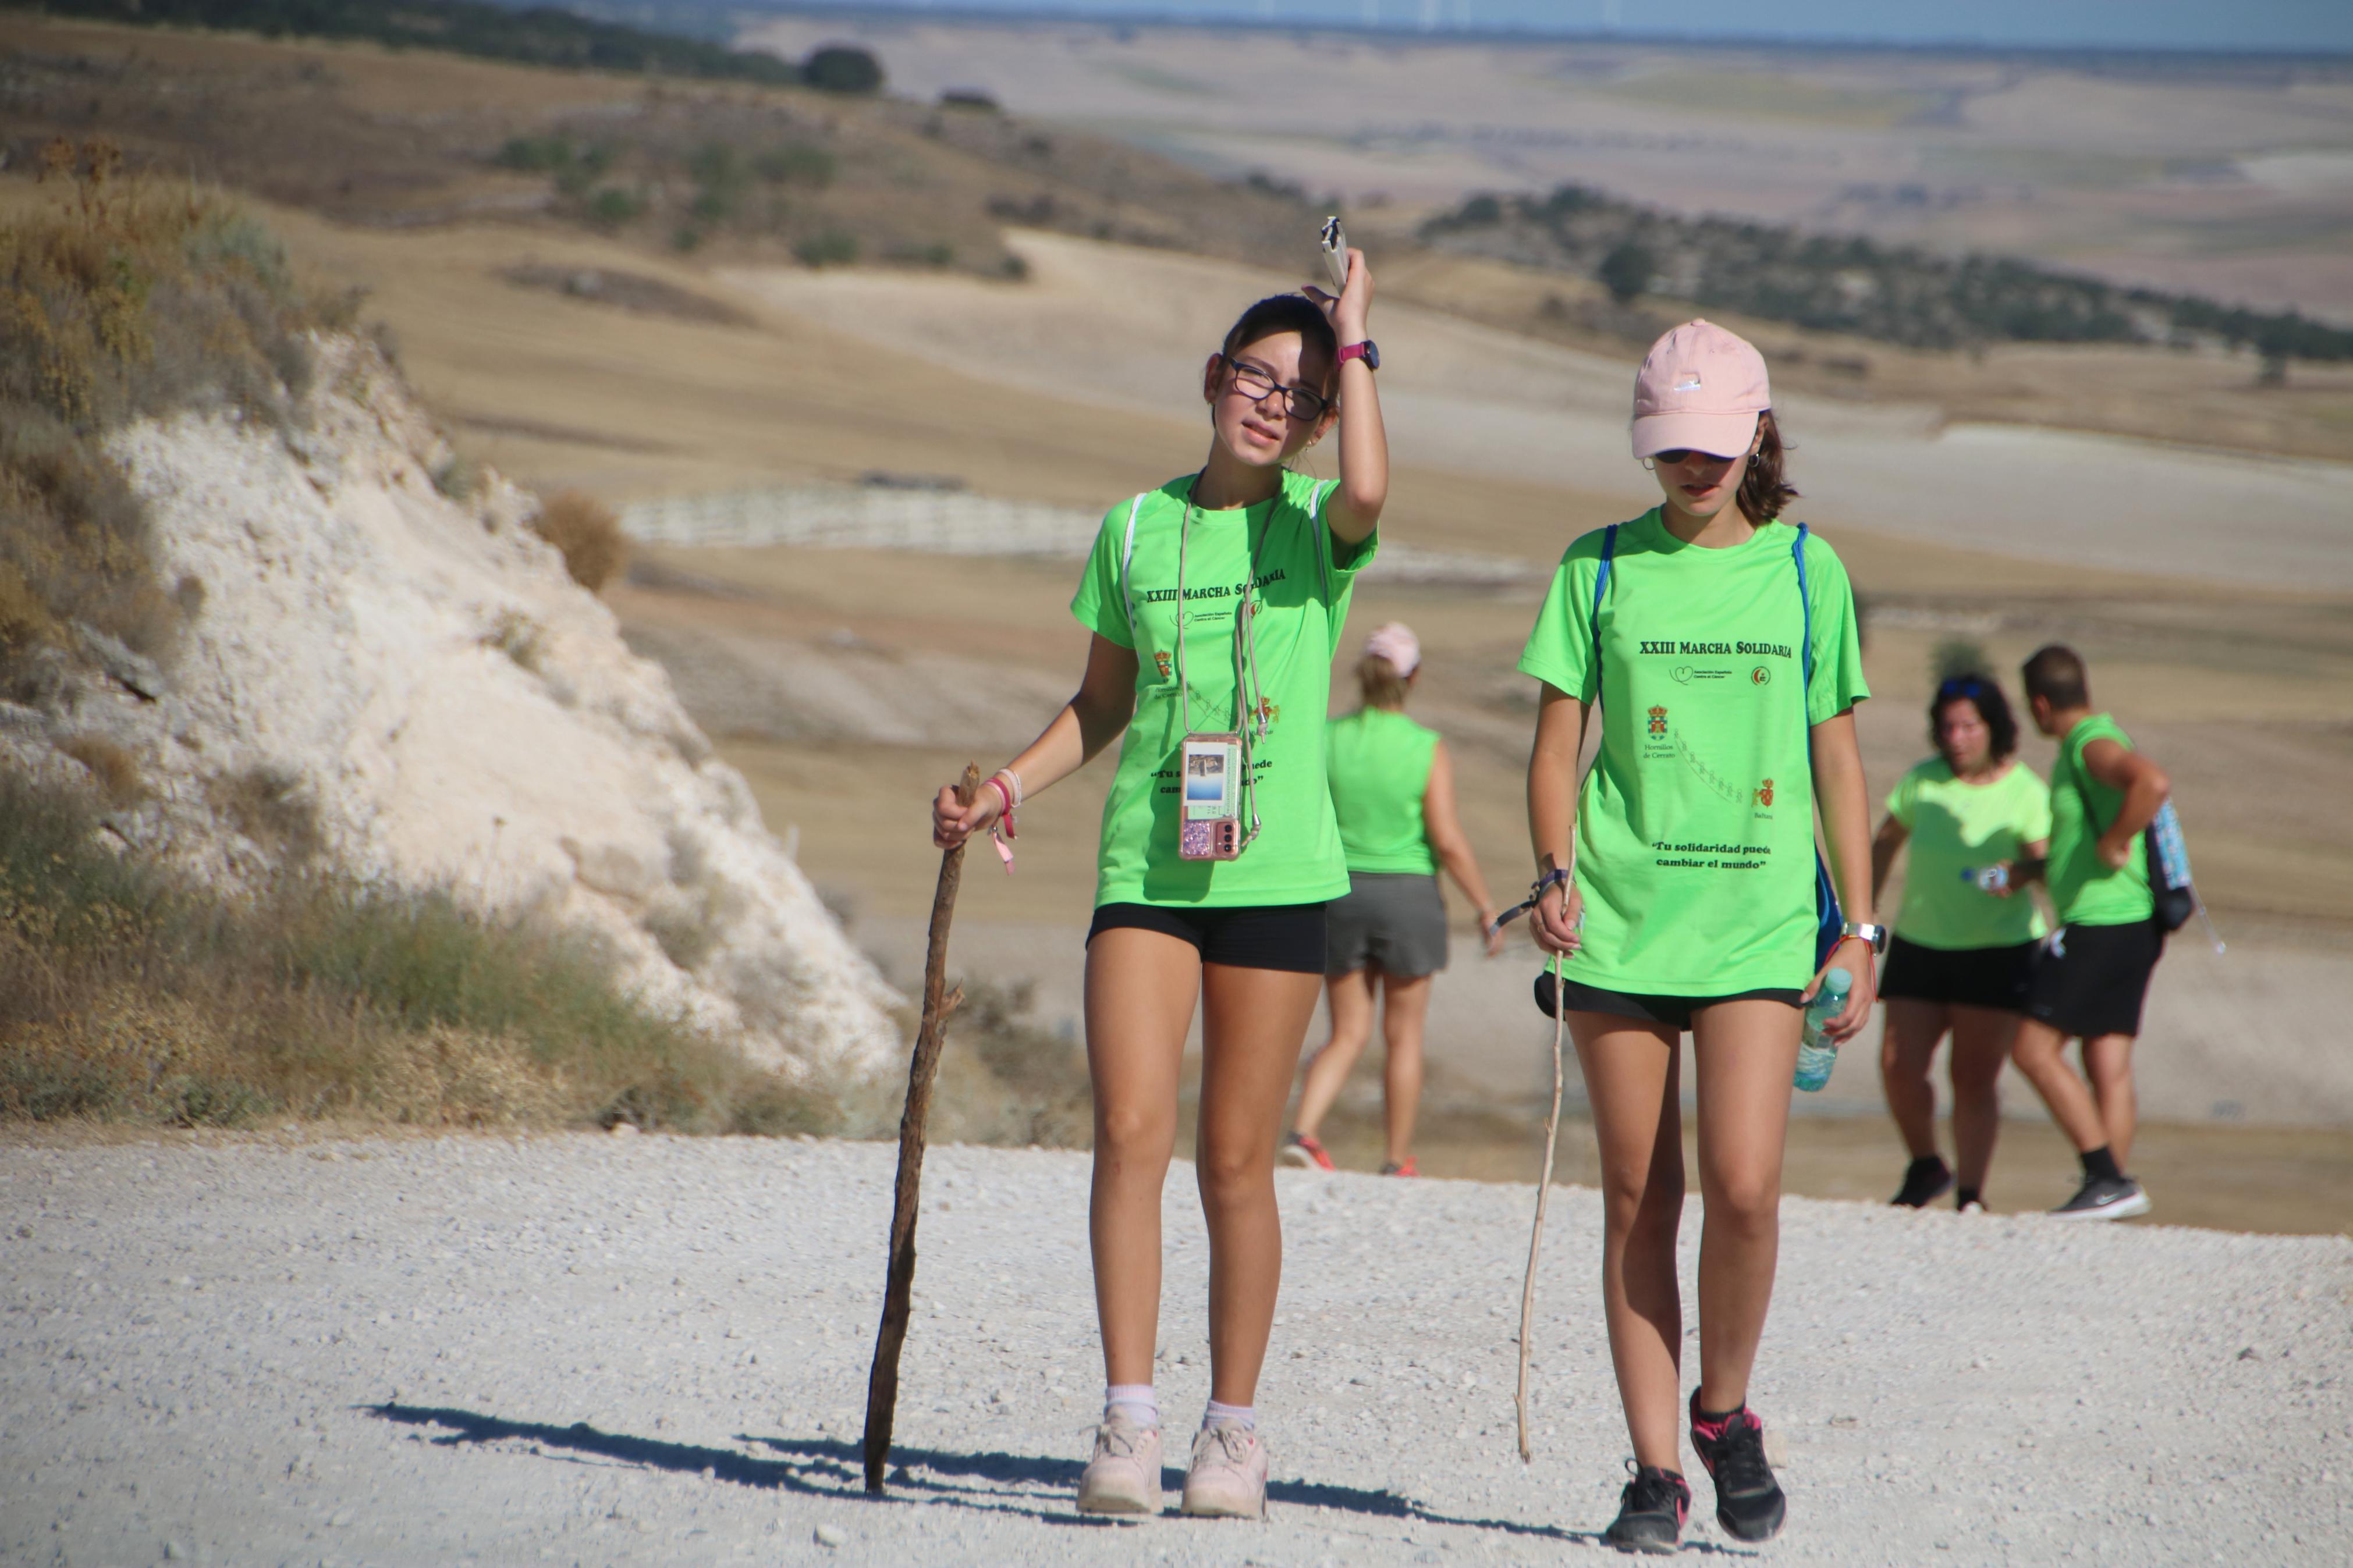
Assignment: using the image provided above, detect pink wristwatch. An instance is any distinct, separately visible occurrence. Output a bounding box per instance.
[1337,340,1380,371]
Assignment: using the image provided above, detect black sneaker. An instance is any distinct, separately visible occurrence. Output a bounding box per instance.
[1890,1154,1954,1208]
[1688,1392,1787,1542]
[2049,1174,2150,1220]
[1601,1462,1689,1555]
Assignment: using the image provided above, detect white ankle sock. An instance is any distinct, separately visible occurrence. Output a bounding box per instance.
[1104,1384,1158,1430]
[1202,1398,1255,1431]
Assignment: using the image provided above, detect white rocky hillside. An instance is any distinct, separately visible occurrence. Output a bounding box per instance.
[0,334,901,1077]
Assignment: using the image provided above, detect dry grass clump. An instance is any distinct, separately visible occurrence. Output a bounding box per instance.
[0,769,839,1134]
[1,139,327,696]
[533,490,628,593]
[927,980,1094,1150]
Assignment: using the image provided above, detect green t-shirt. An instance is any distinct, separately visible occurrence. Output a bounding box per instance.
[1886,758,2052,950]
[1326,706,1440,874]
[1069,469,1376,908]
[1516,510,1868,994]
[2046,713,2154,927]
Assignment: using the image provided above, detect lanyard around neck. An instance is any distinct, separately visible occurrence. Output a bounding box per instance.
[1174,477,1272,742]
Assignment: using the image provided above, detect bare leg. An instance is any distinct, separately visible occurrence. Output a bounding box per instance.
[1195,962,1323,1406]
[1569,1013,1684,1471]
[1291,968,1374,1142]
[1084,927,1201,1388]
[2009,1017,2107,1154]
[1946,1005,2017,1195]
[1378,973,1433,1166]
[2081,1033,2138,1169]
[1879,998,1950,1164]
[1689,998,1800,1416]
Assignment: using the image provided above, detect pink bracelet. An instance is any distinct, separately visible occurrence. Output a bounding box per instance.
[980,775,1017,873]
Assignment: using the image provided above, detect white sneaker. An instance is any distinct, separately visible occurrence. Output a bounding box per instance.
[1180,1420,1268,1519]
[1076,1410,1163,1514]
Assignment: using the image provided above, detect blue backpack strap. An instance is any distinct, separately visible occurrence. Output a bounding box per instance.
[1588,523,1619,690]
[1790,522,1843,965]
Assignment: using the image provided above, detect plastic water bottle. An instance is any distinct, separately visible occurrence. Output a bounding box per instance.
[1959,865,2010,894]
[1794,969,1853,1093]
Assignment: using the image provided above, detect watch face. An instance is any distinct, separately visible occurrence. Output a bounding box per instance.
[1362,340,1381,370]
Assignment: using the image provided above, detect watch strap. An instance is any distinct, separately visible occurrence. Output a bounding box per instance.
[1337,340,1378,369]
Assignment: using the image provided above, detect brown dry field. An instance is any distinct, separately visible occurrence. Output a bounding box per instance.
[12,19,2350,1226]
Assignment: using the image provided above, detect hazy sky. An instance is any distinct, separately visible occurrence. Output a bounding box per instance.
[771,1,2353,52]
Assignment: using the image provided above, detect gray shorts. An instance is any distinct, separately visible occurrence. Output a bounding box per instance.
[1325,871,1449,979]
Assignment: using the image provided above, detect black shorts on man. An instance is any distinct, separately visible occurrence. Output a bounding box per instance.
[1087,901,1329,973]
[1880,936,2037,1012]
[2022,919,2164,1039]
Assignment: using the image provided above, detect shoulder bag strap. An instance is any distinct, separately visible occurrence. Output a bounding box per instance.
[1588,523,1620,687]
[1119,492,1146,638]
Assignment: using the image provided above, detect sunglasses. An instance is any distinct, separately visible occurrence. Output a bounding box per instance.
[1936,676,1992,699]
[1649,447,1742,466]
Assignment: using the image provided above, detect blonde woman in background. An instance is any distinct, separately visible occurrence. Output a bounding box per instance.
[1283,623,1504,1177]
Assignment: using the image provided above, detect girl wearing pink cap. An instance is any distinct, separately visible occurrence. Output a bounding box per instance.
[1282,621,1505,1178]
[1516,320,1880,1550]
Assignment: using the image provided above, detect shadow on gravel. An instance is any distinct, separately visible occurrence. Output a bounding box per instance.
[368,1403,1754,1552]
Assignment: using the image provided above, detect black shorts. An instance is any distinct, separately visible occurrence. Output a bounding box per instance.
[1087,901,1329,974]
[1880,936,2036,1012]
[1326,872,1450,979]
[1533,972,1804,1033]
[2024,919,2164,1040]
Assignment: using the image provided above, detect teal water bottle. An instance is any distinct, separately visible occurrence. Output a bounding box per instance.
[1794,969,1853,1093]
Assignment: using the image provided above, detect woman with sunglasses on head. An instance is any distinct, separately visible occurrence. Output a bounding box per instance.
[1868,674,2050,1214]
[931,254,1386,1521]
[1518,321,1877,1552]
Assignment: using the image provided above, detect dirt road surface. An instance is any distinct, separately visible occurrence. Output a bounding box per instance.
[6,1135,2348,1566]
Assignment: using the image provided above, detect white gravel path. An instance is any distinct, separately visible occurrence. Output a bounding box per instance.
[5,1133,2348,1567]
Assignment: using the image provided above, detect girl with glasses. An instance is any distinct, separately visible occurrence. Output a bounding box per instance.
[1868,675,2050,1213]
[930,252,1387,1520]
[1517,321,1876,1551]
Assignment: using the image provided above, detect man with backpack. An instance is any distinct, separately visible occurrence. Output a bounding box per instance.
[2001,645,2176,1219]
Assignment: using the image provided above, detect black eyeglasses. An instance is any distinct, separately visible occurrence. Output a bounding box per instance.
[1223,357,1330,422]
[1651,447,1741,466]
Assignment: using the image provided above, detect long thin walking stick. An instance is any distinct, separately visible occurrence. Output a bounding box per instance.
[862,764,980,1494]
[1516,951,1568,1463]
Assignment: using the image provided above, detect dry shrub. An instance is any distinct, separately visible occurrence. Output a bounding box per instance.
[1,140,328,695]
[533,490,628,592]
[57,734,143,806]
[0,768,843,1134]
[927,979,1093,1149]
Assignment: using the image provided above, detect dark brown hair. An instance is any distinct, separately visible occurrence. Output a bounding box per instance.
[1930,673,2020,763]
[1356,653,1408,710]
[1220,294,1340,396]
[2021,643,2091,710]
[1735,408,1799,525]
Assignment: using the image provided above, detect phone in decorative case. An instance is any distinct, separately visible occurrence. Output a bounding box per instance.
[1319,216,1349,294]
[1179,732,1244,861]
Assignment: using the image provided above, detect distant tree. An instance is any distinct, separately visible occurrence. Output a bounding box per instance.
[1598,240,1653,305]
[803,45,883,95]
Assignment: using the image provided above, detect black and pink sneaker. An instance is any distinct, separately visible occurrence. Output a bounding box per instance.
[1601,1461,1690,1555]
[1688,1392,1787,1542]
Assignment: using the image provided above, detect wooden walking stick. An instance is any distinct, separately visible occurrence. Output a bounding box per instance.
[862,763,981,1494]
[1517,950,1569,1463]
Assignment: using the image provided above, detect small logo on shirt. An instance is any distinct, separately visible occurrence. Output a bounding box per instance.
[1648,705,1669,737]
[1671,665,1694,684]
[1755,778,1775,807]
[1751,666,1772,685]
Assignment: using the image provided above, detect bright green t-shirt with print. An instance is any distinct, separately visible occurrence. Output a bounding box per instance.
[1326,707,1440,874]
[1516,510,1868,995]
[2046,713,2154,927]
[1069,470,1376,908]
[1886,758,2052,950]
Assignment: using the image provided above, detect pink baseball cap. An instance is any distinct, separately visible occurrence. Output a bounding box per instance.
[1631,320,1770,460]
[1362,622,1421,678]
